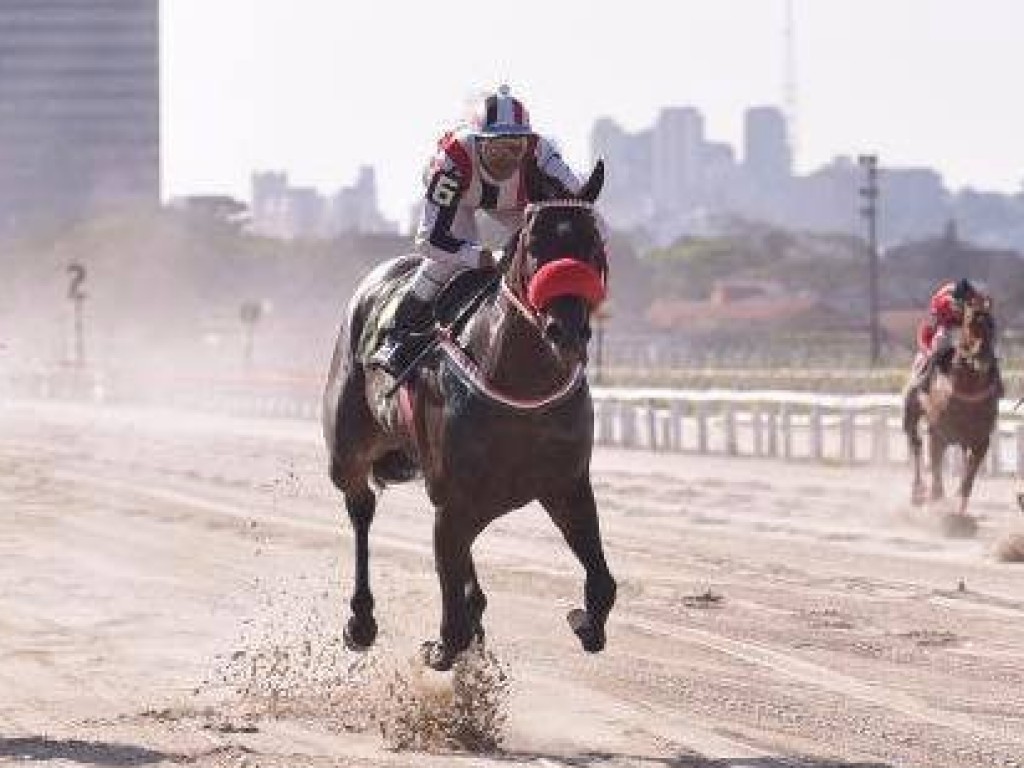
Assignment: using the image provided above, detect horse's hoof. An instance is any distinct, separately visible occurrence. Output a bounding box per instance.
[343,614,378,650]
[419,640,455,672]
[567,608,606,653]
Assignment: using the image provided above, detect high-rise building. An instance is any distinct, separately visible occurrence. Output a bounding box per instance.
[589,118,654,227]
[743,106,792,184]
[0,0,160,233]
[651,106,704,213]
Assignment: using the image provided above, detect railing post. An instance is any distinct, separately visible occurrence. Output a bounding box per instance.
[752,404,763,457]
[593,400,606,445]
[646,404,658,450]
[696,401,708,455]
[621,402,638,448]
[871,409,889,464]
[840,408,855,464]
[1016,423,1024,479]
[781,404,792,460]
[810,405,823,461]
[724,402,738,456]
[766,408,778,457]
[670,401,683,451]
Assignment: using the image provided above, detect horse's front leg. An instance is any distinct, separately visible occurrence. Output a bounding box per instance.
[904,392,926,504]
[466,557,488,643]
[422,509,476,671]
[928,429,947,502]
[958,440,989,516]
[342,487,378,649]
[541,477,617,654]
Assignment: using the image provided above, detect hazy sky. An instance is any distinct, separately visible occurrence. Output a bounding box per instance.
[162,0,1023,223]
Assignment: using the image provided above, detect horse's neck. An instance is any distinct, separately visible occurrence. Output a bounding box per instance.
[462,290,568,398]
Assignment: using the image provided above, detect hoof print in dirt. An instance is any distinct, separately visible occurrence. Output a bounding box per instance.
[940,513,979,539]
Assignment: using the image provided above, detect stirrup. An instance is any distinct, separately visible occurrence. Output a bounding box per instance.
[369,337,404,376]
[370,332,431,379]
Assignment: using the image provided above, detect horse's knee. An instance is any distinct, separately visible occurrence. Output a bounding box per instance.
[345,489,375,527]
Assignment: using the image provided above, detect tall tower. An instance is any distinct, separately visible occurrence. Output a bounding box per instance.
[744,106,792,184]
[0,0,161,233]
[783,0,799,169]
[651,106,704,213]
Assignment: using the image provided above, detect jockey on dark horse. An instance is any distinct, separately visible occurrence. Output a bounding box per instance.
[370,85,583,377]
[911,277,1004,397]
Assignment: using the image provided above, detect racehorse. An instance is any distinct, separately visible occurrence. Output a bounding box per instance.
[322,162,616,671]
[903,296,1000,516]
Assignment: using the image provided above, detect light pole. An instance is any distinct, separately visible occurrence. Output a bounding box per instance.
[858,154,881,366]
[240,300,267,369]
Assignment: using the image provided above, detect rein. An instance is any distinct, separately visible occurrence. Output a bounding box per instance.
[438,331,586,411]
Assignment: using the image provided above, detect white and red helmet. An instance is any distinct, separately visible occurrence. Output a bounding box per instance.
[469,85,533,137]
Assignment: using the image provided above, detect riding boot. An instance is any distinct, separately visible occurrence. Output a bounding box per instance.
[994,364,1006,399]
[369,293,435,377]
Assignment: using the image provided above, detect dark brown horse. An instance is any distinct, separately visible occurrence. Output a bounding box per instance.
[903,297,1000,516]
[322,163,615,671]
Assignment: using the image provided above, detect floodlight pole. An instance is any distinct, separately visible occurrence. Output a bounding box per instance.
[858,154,881,367]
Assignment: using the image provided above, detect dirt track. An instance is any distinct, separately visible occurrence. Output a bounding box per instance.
[1,399,1022,767]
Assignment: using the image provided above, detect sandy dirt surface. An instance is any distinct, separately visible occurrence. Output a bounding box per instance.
[0,399,1022,767]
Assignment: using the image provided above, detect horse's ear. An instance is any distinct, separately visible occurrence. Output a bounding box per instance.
[578,159,605,203]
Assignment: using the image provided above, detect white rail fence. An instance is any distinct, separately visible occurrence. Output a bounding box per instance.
[590,388,1024,477]
[6,371,1023,477]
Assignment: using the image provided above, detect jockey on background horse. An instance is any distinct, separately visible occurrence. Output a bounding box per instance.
[371,84,584,377]
[910,277,1004,398]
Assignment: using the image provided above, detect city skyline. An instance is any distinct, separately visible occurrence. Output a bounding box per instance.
[162,1,1024,223]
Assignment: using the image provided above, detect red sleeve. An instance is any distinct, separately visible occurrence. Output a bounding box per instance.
[435,131,473,183]
[930,287,959,325]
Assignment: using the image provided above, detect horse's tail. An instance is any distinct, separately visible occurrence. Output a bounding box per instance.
[371,449,420,488]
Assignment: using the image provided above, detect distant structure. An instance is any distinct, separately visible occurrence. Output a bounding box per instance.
[0,0,161,234]
[591,105,1024,251]
[250,166,397,240]
[744,106,792,185]
[651,107,704,214]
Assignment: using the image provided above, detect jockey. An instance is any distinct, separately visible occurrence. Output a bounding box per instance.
[370,85,583,377]
[914,278,997,393]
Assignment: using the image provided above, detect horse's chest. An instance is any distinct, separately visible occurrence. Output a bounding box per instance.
[432,387,591,506]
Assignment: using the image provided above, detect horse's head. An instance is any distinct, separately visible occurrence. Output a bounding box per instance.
[953,295,997,381]
[506,161,607,366]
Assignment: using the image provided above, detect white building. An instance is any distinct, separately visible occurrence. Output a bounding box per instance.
[250,167,397,240]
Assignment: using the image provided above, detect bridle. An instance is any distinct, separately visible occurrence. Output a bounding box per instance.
[500,199,608,328]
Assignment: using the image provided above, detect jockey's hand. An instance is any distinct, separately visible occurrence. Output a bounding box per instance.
[480,248,504,269]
